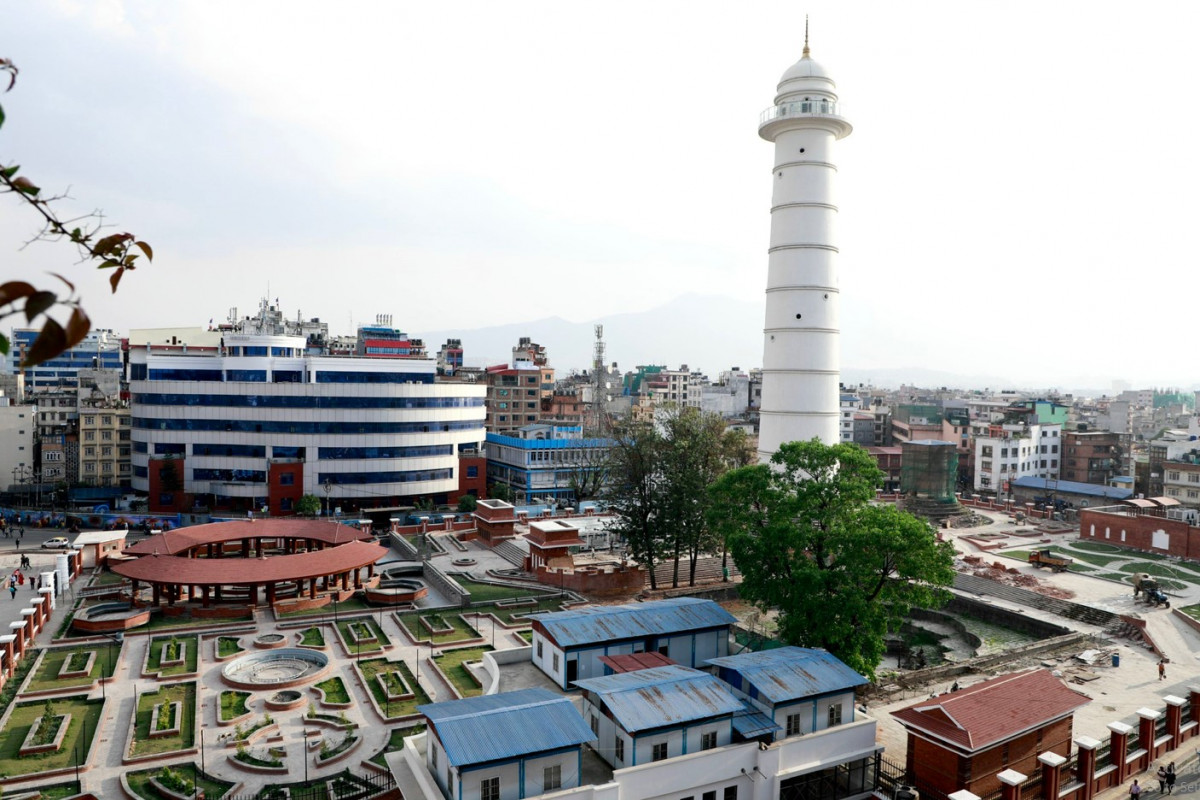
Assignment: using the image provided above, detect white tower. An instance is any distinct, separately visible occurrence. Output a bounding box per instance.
[757,30,852,461]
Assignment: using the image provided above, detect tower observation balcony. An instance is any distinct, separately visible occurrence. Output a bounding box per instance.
[758,101,851,140]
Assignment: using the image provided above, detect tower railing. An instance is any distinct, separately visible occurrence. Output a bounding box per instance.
[759,100,844,126]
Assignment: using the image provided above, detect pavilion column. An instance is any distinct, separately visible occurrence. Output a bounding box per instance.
[354,568,362,589]
[214,585,222,601]
[368,564,374,578]
[166,584,176,606]
[249,585,259,605]
[309,579,317,599]
[266,583,276,605]
[256,538,262,557]
[341,573,349,591]
[202,586,211,608]
[152,584,162,606]
[242,540,249,558]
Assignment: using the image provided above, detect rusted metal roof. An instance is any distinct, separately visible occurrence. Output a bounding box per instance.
[574,665,743,733]
[419,688,595,767]
[531,597,735,648]
[598,651,676,674]
[732,702,781,738]
[707,646,866,704]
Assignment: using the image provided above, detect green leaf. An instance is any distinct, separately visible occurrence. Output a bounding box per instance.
[24,290,57,322]
[21,319,67,369]
[0,101,5,129]
[12,176,39,195]
[0,164,17,179]
[0,333,8,356]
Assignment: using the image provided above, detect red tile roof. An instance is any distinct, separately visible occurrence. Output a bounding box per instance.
[124,519,372,556]
[890,669,1090,753]
[111,539,387,585]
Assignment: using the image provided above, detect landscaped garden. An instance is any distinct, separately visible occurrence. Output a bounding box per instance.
[315,676,352,705]
[394,610,482,645]
[130,682,197,757]
[277,595,373,618]
[336,616,391,654]
[146,635,199,677]
[299,625,326,647]
[216,636,244,658]
[0,694,102,777]
[454,577,557,603]
[219,690,251,722]
[431,645,494,698]
[25,644,120,692]
[369,725,423,768]
[125,764,234,800]
[356,658,431,717]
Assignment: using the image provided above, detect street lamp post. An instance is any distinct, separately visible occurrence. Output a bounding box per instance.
[323,479,332,518]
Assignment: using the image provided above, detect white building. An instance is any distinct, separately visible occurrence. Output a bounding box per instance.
[973,423,1061,494]
[128,328,485,512]
[757,37,852,459]
[0,399,35,492]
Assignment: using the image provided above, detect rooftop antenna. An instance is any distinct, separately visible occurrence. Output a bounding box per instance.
[803,15,810,57]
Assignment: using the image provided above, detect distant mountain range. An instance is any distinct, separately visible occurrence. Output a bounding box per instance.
[420,293,1129,394]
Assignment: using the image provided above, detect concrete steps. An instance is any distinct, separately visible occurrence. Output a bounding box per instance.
[492,538,528,569]
[953,573,1121,628]
[649,556,740,588]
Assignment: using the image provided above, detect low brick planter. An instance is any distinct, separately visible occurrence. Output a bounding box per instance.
[227,753,288,774]
[149,701,183,739]
[150,775,206,800]
[58,650,96,679]
[377,671,415,702]
[19,712,72,755]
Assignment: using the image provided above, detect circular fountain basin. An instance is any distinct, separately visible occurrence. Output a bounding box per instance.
[366,577,429,605]
[265,689,306,711]
[222,648,331,690]
[253,633,287,649]
[71,602,152,633]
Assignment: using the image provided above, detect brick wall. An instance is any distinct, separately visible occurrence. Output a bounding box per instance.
[1079,510,1200,559]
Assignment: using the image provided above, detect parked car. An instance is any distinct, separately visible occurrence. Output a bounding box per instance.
[42,537,70,549]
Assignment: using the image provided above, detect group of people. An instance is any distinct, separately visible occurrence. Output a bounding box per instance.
[6,557,37,600]
[1129,762,1178,799]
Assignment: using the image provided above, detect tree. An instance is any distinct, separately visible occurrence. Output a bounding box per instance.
[564,444,610,503]
[1,58,152,366]
[487,483,514,503]
[605,418,666,590]
[456,494,477,512]
[294,494,321,517]
[707,439,956,679]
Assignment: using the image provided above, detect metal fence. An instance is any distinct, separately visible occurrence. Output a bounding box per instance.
[876,754,908,798]
[1019,768,1043,800]
[1095,741,1112,768]
[219,768,395,800]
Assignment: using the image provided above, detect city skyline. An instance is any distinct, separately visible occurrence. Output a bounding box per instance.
[4,3,1199,386]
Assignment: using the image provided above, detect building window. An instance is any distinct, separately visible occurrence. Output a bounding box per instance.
[786,713,802,736]
[1190,474,1200,484]
[703,792,716,800]
[828,704,843,726]
[552,653,559,673]
[701,731,717,750]
[280,473,295,486]
[481,777,500,800]
[724,788,738,800]
[544,765,562,792]
[615,737,624,762]
[590,715,599,736]
[467,465,478,478]
[1170,471,1181,481]
[431,744,437,771]
[652,742,668,762]
[537,640,543,658]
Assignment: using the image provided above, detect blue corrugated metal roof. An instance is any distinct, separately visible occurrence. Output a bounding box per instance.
[706,647,866,704]
[573,665,743,733]
[531,597,736,648]
[418,688,595,767]
[732,701,781,738]
[1010,476,1132,500]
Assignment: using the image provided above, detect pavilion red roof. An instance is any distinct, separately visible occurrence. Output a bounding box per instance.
[124,519,372,556]
[891,669,1090,753]
[111,539,387,585]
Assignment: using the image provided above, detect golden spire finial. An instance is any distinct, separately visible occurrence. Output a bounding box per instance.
[803,15,810,57]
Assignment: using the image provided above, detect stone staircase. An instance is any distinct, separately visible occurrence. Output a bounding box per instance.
[492,538,528,569]
[649,556,741,588]
[952,572,1144,642]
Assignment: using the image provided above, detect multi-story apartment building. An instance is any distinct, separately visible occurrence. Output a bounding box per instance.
[645,365,703,409]
[0,399,35,495]
[485,363,544,433]
[1059,429,1122,486]
[436,339,464,376]
[128,327,485,515]
[354,315,428,358]
[78,401,131,488]
[1162,458,1200,507]
[7,328,123,391]
[973,423,1061,494]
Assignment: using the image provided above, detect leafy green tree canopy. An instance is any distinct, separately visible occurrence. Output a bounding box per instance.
[457,494,478,512]
[294,494,322,516]
[707,439,956,679]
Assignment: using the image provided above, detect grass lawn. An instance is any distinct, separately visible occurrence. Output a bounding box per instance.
[478,596,571,626]
[219,690,251,721]
[300,626,325,647]
[336,616,391,654]
[125,765,233,800]
[517,630,533,642]
[994,549,1095,574]
[1071,541,1128,554]
[277,596,373,618]
[0,695,103,778]
[432,646,494,698]
[1180,604,1200,622]
[31,782,83,800]
[147,635,199,676]
[395,611,481,645]
[140,611,253,633]
[216,636,243,658]
[0,648,39,718]
[130,682,197,757]
[1115,562,1191,589]
[90,570,127,586]
[369,725,423,767]
[357,659,431,718]
[316,676,351,704]
[454,577,557,603]
[26,644,120,691]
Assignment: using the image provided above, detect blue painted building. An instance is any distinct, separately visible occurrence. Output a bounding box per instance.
[418,688,595,800]
[707,646,867,742]
[529,597,735,689]
[485,424,612,505]
[574,664,744,769]
[8,328,123,390]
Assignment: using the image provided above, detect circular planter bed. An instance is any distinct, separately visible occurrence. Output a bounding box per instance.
[253,633,287,649]
[265,689,306,711]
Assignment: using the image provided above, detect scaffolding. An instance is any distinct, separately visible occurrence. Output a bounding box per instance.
[900,440,958,502]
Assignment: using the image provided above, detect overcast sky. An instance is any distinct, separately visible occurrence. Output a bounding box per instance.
[3,2,1198,388]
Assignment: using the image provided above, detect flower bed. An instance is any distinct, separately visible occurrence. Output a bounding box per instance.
[297,626,325,648]
[419,614,455,635]
[313,676,352,707]
[219,689,252,724]
[346,621,378,645]
[128,682,197,759]
[18,711,72,755]
[58,650,96,679]
[377,669,414,702]
[315,732,360,764]
[149,701,183,739]
[150,766,195,800]
[216,636,244,660]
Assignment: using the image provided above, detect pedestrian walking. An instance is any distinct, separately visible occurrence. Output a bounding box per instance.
[1130,779,1142,799]
[7,584,14,600]
[1159,659,1167,681]
[1167,763,1176,795]
[1158,765,1168,792]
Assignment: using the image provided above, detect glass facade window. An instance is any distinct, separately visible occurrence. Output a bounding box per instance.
[317,468,452,485]
[134,418,479,434]
[317,445,453,460]
[274,446,303,458]
[271,347,290,356]
[314,371,433,384]
[154,443,186,455]
[193,468,266,482]
[193,443,267,457]
[226,370,267,382]
[132,393,482,409]
[133,465,148,478]
[243,346,268,356]
[148,369,224,381]
[133,441,149,453]
[273,371,302,383]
